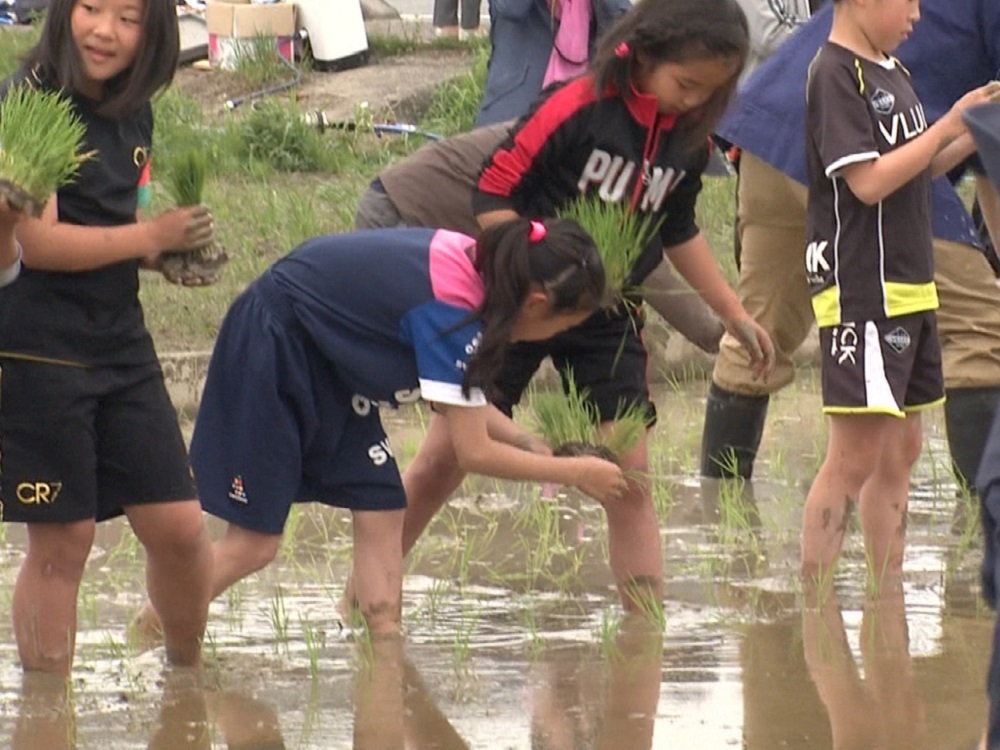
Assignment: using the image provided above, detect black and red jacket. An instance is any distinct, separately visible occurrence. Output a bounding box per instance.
[472,73,709,285]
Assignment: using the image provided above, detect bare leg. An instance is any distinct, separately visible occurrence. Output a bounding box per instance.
[342,413,465,615]
[352,508,407,635]
[600,428,663,615]
[127,500,213,666]
[801,415,896,579]
[401,412,467,555]
[858,415,921,586]
[132,522,281,655]
[12,520,95,674]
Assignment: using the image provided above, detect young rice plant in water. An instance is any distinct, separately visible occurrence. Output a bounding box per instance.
[0,84,87,215]
[530,370,649,463]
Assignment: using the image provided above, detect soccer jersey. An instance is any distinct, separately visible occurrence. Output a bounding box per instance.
[473,74,708,285]
[0,67,156,367]
[267,227,488,408]
[717,0,998,250]
[805,43,936,326]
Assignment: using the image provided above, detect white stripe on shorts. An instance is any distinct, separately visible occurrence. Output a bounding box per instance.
[863,321,899,411]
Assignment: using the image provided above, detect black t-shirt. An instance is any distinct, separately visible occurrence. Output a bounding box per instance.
[805,43,936,327]
[473,75,708,288]
[0,68,156,366]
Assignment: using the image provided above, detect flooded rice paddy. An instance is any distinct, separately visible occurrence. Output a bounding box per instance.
[0,376,992,749]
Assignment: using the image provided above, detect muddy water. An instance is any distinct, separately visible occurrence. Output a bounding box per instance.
[0,378,992,749]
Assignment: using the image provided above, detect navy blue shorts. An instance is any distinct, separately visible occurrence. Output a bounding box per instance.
[0,358,196,523]
[491,305,657,425]
[192,280,407,535]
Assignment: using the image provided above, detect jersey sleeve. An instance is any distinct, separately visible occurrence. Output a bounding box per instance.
[807,54,879,178]
[472,81,585,216]
[400,301,487,407]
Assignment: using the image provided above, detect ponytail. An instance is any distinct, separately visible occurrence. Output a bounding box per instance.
[462,217,605,396]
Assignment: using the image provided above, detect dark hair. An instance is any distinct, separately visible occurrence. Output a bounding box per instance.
[23,0,179,118]
[462,217,605,396]
[592,0,748,154]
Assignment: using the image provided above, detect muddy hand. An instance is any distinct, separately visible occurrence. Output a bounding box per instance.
[151,204,214,253]
[573,456,628,505]
[729,317,775,381]
[180,204,214,250]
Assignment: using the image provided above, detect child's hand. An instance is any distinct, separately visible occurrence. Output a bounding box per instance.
[726,316,775,381]
[148,204,214,254]
[0,195,28,231]
[571,456,628,506]
[944,82,1000,137]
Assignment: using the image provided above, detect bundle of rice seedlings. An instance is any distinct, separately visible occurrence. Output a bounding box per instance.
[0,84,88,216]
[166,148,206,208]
[530,370,650,465]
[556,195,663,304]
[160,148,229,286]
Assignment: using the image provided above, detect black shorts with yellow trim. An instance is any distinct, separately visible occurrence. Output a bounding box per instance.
[0,357,197,524]
[818,311,944,416]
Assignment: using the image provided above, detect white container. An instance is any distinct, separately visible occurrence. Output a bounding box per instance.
[297,0,369,71]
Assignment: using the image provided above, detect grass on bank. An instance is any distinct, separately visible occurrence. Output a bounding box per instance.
[0,23,738,354]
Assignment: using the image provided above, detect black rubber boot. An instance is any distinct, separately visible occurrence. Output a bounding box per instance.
[944,386,1000,494]
[699,383,770,480]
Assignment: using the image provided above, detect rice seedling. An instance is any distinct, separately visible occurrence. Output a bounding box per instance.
[529,370,650,466]
[622,577,666,631]
[595,609,623,659]
[159,147,230,286]
[452,610,478,675]
[268,585,291,654]
[0,84,89,216]
[556,194,664,304]
[300,614,325,679]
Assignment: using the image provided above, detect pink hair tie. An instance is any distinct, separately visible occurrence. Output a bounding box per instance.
[528,220,547,243]
[615,42,630,59]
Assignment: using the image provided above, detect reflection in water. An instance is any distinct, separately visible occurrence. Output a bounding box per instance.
[1,381,997,747]
[803,585,926,750]
[147,669,212,749]
[531,617,663,750]
[12,673,75,750]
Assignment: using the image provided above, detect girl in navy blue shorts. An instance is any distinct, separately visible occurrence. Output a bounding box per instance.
[143,218,628,638]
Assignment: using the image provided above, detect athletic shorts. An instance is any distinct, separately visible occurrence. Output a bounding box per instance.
[192,279,407,535]
[0,358,196,523]
[817,311,944,416]
[492,305,657,425]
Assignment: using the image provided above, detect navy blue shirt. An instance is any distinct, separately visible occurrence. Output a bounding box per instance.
[269,228,489,407]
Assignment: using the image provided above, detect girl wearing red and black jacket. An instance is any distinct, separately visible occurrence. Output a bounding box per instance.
[356,0,774,619]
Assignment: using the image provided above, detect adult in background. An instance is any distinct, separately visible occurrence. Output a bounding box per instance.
[474,0,631,127]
